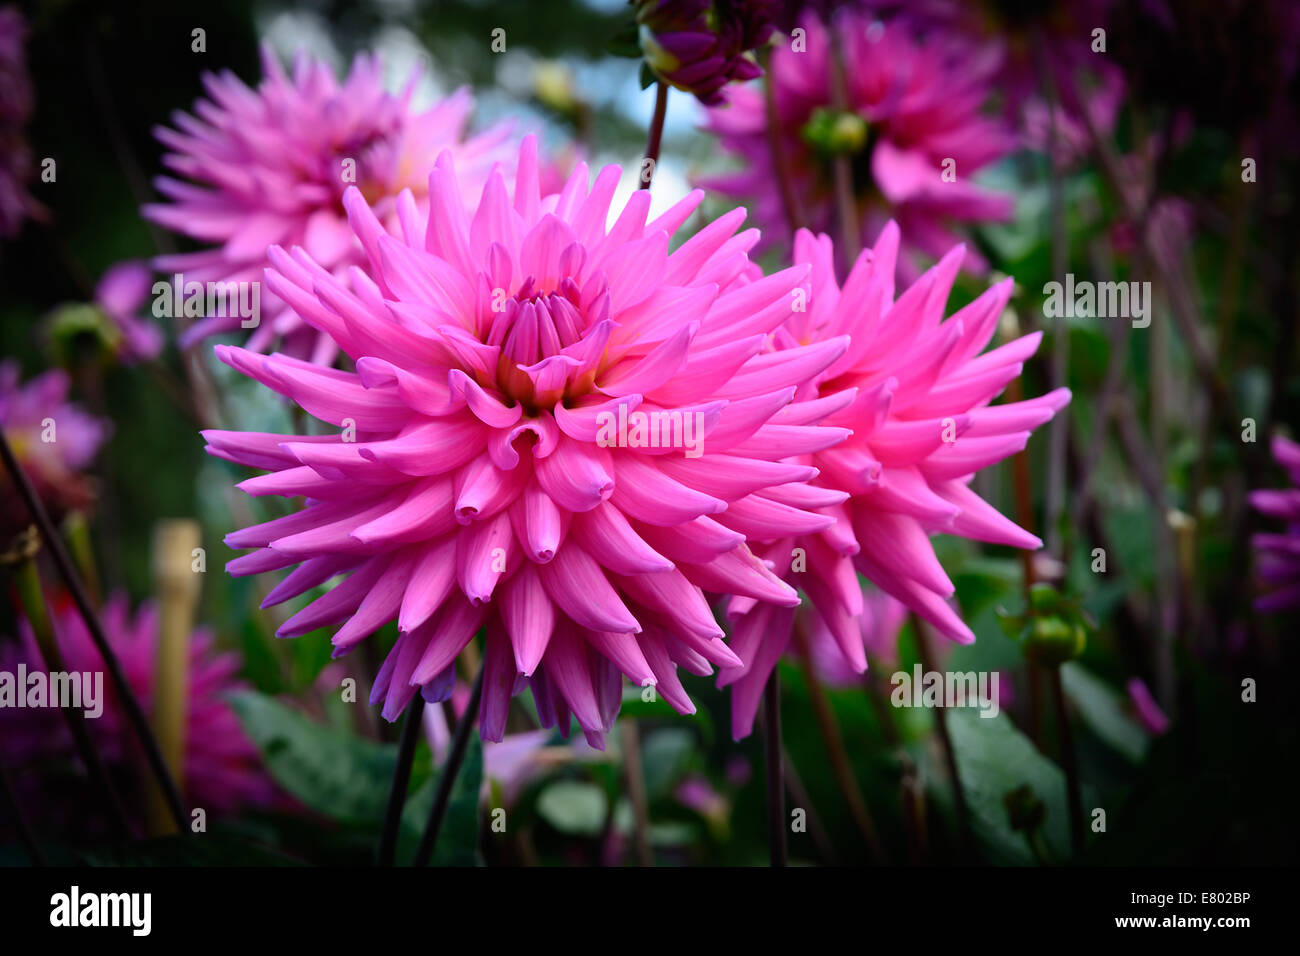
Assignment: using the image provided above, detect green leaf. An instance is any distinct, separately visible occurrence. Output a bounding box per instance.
[537,780,608,836]
[945,709,1072,865]
[1060,663,1149,764]
[640,727,695,802]
[639,61,658,90]
[228,690,417,826]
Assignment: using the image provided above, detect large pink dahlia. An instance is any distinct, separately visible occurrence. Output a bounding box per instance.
[719,224,1070,736]
[0,592,274,830]
[206,137,851,748]
[703,11,1014,279]
[1249,436,1300,613]
[144,47,515,364]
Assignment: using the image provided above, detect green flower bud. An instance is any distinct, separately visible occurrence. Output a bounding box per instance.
[801,107,869,157]
[1024,615,1086,666]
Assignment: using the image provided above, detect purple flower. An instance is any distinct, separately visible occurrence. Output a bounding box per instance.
[634,0,777,105]
[94,261,165,362]
[1249,436,1300,613]
[0,592,275,833]
[1126,678,1170,736]
[144,46,516,363]
[702,10,1015,279]
[0,361,110,541]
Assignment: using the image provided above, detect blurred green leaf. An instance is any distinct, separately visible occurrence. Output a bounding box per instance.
[640,727,695,802]
[228,690,418,826]
[537,780,608,836]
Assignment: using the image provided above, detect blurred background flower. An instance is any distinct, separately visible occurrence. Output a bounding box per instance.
[0,592,275,838]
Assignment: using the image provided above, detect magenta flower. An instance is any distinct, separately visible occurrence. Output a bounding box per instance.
[0,592,274,829]
[0,361,110,541]
[144,47,515,364]
[719,225,1070,736]
[1249,436,1300,613]
[634,0,777,105]
[94,261,165,362]
[703,10,1014,279]
[206,137,850,748]
[1125,677,1170,736]
[807,588,907,687]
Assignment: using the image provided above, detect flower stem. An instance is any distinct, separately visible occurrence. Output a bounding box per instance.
[0,430,189,834]
[1048,665,1085,858]
[827,29,860,262]
[914,616,970,852]
[639,82,669,189]
[761,45,803,241]
[781,748,836,864]
[414,666,484,866]
[762,670,787,867]
[377,694,425,866]
[620,719,655,866]
[794,622,886,861]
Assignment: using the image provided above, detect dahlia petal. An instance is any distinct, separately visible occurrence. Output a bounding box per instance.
[278,558,388,637]
[409,596,486,685]
[611,455,727,526]
[534,437,614,512]
[538,545,640,634]
[571,502,675,574]
[500,563,555,675]
[397,538,459,633]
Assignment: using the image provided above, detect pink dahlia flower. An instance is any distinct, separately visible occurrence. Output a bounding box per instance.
[144,46,515,364]
[719,224,1070,736]
[703,11,1014,279]
[1249,436,1300,613]
[0,361,110,541]
[0,592,274,830]
[206,136,850,748]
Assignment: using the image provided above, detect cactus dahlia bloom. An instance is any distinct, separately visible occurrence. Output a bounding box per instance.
[702,11,1014,279]
[144,47,514,365]
[1249,436,1300,613]
[0,593,274,828]
[719,225,1070,736]
[206,137,851,748]
[0,361,110,542]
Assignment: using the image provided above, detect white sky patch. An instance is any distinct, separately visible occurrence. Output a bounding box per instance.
[258,11,342,72]
[606,154,694,225]
[372,25,449,104]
